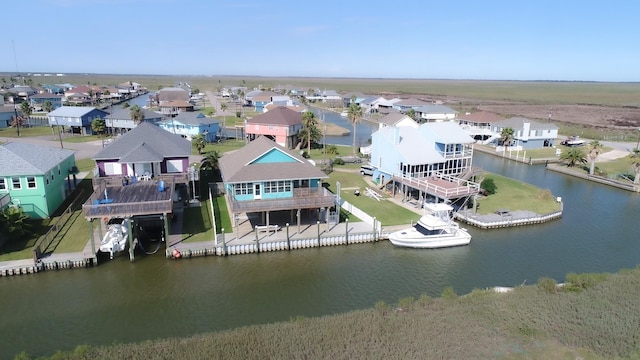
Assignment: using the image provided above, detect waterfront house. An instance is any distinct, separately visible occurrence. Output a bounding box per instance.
[92,121,191,179]
[29,93,64,111]
[157,87,190,102]
[157,112,220,142]
[249,91,279,112]
[413,104,458,123]
[341,92,367,108]
[392,98,432,113]
[0,106,15,128]
[457,111,505,144]
[47,106,109,135]
[491,117,558,149]
[0,142,76,219]
[370,122,478,203]
[158,100,194,117]
[219,135,335,229]
[104,106,164,135]
[245,106,304,149]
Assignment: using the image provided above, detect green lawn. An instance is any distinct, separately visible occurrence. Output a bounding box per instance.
[325,170,418,226]
[179,195,231,243]
[196,139,246,156]
[0,126,53,137]
[477,173,562,214]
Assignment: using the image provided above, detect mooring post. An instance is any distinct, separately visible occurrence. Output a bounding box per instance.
[286,223,290,250]
[221,229,227,256]
[316,221,321,247]
[373,217,377,241]
[255,226,260,253]
[89,219,96,257]
[220,228,225,256]
[345,219,349,245]
[127,218,135,262]
[163,212,170,252]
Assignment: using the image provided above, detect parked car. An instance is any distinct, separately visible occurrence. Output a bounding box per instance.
[360,164,374,176]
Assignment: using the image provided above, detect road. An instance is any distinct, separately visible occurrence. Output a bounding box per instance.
[0,135,104,160]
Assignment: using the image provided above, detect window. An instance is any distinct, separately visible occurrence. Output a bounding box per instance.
[264,181,291,193]
[0,178,5,191]
[27,176,37,189]
[11,177,21,190]
[234,183,253,195]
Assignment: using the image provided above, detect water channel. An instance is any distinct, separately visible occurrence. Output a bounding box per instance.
[2,113,640,357]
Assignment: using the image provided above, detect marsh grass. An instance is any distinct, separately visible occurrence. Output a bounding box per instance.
[28,267,640,360]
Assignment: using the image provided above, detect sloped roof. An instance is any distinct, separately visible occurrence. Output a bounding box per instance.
[219,136,327,183]
[394,98,431,107]
[494,117,558,131]
[414,104,457,114]
[158,112,218,126]
[48,106,106,118]
[419,122,475,144]
[247,106,302,126]
[378,113,416,126]
[107,106,163,121]
[0,142,74,176]
[93,122,191,161]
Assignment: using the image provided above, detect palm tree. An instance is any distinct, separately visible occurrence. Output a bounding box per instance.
[191,133,206,155]
[200,150,221,171]
[347,103,363,154]
[220,103,228,129]
[587,140,604,175]
[629,149,640,185]
[499,127,515,148]
[20,101,32,120]
[406,108,418,121]
[560,147,587,167]
[0,206,31,240]
[129,104,144,124]
[43,100,54,113]
[301,111,319,154]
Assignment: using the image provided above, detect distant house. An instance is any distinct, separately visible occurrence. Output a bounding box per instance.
[341,91,367,108]
[47,106,109,135]
[104,106,164,135]
[0,106,16,128]
[413,105,457,122]
[157,100,194,117]
[157,87,190,102]
[457,111,505,143]
[491,117,558,149]
[219,135,335,228]
[370,122,478,203]
[9,86,38,98]
[250,91,279,112]
[157,112,220,142]
[0,142,77,219]
[377,113,419,130]
[305,89,341,104]
[42,84,65,94]
[245,106,304,148]
[30,93,64,111]
[392,98,432,113]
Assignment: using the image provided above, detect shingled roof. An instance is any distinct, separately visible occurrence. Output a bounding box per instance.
[0,142,74,176]
[219,136,327,183]
[93,122,191,161]
[246,106,302,126]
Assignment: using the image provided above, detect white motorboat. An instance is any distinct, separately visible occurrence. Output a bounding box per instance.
[561,136,585,147]
[99,218,130,259]
[388,203,471,249]
[340,110,348,117]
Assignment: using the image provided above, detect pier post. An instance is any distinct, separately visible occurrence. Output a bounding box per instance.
[89,219,96,257]
[266,211,271,237]
[317,221,321,247]
[345,219,349,245]
[255,226,260,253]
[127,218,135,262]
[164,212,170,250]
[221,230,227,256]
[286,223,290,250]
[373,217,377,241]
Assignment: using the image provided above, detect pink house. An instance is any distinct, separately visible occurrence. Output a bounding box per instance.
[245,106,304,148]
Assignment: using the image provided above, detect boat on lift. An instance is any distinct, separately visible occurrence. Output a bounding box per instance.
[99,218,130,259]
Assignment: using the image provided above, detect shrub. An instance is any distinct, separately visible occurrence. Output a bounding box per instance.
[481,178,497,195]
[332,158,345,165]
[441,286,457,300]
[416,293,433,306]
[301,151,310,159]
[397,296,415,311]
[564,272,610,292]
[537,277,558,293]
[374,300,389,315]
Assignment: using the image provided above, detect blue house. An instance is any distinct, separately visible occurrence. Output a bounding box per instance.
[370,122,478,203]
[30,93,64,111]
[47,106,109,135]
[157,112,219,141]
[0,106,16,128]
[219,136,335,228]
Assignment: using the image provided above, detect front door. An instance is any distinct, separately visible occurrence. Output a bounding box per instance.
[254,183,261,200]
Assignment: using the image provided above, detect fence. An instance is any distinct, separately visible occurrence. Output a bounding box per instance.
[33,190,85,262]
[455,210,562,229]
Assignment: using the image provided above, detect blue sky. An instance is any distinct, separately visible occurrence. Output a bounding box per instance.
[2,0,639,81]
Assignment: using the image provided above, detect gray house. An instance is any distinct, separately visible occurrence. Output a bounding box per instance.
[105,106,165,135]
[47,106,109,135]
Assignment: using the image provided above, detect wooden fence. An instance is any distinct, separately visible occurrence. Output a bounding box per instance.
[33,190,85,262]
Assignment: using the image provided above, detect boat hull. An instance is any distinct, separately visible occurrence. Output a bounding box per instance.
[388,227,471,249]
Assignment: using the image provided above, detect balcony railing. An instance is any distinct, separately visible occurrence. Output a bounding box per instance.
[229,187,336,213]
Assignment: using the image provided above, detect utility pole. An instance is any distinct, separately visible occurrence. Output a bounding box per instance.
[13,103,20,137]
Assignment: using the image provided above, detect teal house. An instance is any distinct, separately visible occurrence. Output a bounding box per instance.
[219,136,335,227]
[0,142,77,219]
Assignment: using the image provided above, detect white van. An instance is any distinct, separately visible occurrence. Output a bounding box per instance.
[360,164,374,176]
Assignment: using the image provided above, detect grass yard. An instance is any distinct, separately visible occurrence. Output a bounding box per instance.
[198,139,246,155]
[179,195,231,243]
[477,172,562,214]
[0,126,53,137]
[325,170,418,226]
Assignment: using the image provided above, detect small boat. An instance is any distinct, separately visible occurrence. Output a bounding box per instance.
[99,218,130,259]
[340,110,348,117]
[561,136,585,147]
[388,203,471,249]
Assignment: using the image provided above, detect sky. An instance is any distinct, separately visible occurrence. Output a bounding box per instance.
[2,0,640,82]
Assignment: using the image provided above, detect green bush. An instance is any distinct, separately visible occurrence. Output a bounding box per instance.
[481,178,497,195]
[332,158,345,165]
[537,277,558,293]
[441,286,458,300]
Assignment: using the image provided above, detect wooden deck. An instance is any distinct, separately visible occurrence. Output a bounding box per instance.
[228,187,336,214]
[392,173,480,200]
[82,181,174,219]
